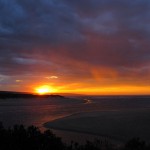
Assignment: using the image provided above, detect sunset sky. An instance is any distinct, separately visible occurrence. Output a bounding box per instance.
[0,0,150,95]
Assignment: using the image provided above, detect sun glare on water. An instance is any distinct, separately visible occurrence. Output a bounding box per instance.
[35,85,54,95]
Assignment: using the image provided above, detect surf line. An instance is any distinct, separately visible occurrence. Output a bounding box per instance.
[83,99,93,104]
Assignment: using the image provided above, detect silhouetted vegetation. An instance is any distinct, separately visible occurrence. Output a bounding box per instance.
[0,91,64,99]
[0,122,150,150]
[0,122,64,150]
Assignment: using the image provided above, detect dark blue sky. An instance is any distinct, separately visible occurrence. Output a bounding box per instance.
[0,0,150,94]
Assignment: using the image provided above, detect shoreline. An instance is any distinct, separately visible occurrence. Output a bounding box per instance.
[43,111,125,143]
[44,109,150,143]
[44,123,124,144]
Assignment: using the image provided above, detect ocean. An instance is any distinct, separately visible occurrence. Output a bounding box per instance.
[0,95,150,143]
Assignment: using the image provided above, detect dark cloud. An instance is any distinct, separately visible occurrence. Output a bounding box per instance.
[0,0,150,90]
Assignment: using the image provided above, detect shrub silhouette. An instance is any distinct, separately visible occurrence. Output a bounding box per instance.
[0,123,65,150]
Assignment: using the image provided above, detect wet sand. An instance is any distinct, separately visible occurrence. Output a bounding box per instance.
[44,109,150,142]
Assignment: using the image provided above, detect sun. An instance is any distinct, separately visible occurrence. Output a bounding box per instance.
[35,85,53,95]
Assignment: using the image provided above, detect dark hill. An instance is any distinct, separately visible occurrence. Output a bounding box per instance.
[0,91,64,99]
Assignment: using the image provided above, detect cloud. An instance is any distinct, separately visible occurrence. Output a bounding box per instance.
[0,0,150,90]
[46,76,58,79]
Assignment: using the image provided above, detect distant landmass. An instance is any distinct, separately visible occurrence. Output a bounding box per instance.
[0,91,64,99]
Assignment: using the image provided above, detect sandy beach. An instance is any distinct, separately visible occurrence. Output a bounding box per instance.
[44,109,150,142]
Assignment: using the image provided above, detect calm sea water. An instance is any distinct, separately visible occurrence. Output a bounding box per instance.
[0,95,150,143]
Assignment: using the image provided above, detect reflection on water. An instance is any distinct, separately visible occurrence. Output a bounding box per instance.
[84,99,93,104]
[0,96,150,143]
[0,97,84,127]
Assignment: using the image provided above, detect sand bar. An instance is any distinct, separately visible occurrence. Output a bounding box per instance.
[44,109,150,142]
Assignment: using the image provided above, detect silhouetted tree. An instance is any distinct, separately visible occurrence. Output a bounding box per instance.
[0,123,65,150]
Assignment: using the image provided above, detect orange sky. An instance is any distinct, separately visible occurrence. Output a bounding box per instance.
[17,75,150,95]
[0,1,150,95]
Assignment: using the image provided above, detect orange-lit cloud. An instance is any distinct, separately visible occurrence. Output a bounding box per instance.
[45,76,58,79]
[0,0,150,95]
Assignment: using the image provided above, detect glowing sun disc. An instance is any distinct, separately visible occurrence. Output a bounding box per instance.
[35,85,52,95]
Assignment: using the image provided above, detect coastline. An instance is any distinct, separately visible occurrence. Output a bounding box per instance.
[44,109,150,142]
[44,123,123,144]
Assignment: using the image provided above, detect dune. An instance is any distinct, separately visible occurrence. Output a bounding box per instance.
[44,109,150,142]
